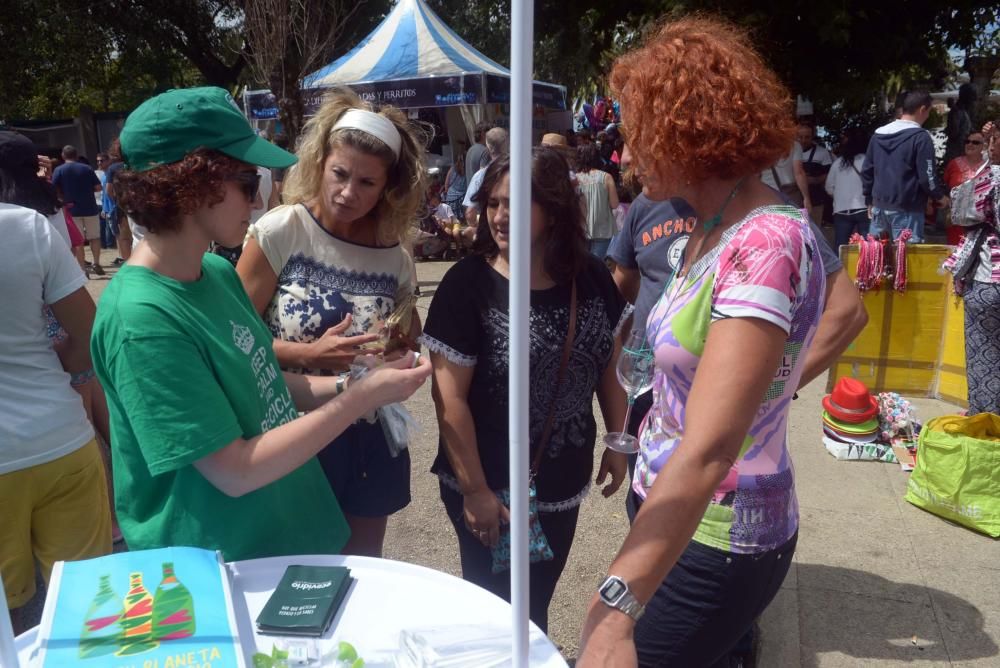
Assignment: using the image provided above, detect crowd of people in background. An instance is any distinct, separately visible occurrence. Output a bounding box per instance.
[4,11,1000,668]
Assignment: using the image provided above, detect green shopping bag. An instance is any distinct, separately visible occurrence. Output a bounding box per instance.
[905,414,1000,538]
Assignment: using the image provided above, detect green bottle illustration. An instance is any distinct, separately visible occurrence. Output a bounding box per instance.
[152,562,196,641]
[116,572,159,656]
[78,575,124,659]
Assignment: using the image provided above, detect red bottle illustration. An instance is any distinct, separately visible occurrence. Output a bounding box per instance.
[152,562,196,641]
[116,572,159,656]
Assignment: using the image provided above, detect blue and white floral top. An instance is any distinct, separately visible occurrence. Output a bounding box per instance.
[249,204,415,376]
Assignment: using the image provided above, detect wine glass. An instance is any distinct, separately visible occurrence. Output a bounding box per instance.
[604,329,655,454]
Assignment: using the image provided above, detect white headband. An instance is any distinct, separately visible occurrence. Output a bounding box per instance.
[332,109,402,160]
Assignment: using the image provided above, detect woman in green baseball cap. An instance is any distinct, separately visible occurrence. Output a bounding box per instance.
[90,86,431,561]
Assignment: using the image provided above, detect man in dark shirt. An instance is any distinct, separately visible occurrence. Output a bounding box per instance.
[861,90,948,243]
[464,121,493,180]
[53,145,104,274]
[607,193,695,439]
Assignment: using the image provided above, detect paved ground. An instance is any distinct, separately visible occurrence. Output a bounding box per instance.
[23,255,998,666]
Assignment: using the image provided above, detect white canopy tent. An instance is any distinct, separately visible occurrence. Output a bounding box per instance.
[244,0,568,160]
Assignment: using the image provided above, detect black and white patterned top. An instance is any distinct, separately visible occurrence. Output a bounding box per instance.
[420,255,628,510]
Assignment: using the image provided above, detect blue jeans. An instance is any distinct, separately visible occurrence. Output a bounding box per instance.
[590,238,611,260]
[833,210,870,249]
[99,214,115,248]
[869,207,924,243]
[627,489,797,667]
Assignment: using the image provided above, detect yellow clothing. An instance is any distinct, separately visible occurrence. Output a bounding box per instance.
[0,439,112,608]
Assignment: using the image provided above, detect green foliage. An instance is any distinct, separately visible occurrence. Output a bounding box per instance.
[5,0,998,130]
[251,644,289,668]
[1,0,233,121]
[432,0,998,133]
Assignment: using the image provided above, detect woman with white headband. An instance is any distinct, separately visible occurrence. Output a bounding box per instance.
[238,88,428,557]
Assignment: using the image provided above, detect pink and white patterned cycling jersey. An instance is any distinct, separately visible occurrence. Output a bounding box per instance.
[634,206,826,554]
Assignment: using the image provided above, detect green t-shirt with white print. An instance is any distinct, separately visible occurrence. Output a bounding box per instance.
[92,253,349,561]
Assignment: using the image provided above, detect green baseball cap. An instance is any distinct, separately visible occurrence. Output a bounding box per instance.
[120,86,297,172]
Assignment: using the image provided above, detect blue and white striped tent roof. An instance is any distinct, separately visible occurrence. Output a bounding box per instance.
[304,0,509,87]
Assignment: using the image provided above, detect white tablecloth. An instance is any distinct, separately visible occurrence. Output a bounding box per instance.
[16,554,566,667]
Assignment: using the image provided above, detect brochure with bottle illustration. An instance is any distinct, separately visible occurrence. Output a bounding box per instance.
[35,546,246,667]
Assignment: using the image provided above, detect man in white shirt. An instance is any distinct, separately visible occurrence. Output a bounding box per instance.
[94,152,110,248]
[798,123,833,224]
[761,140,812,212]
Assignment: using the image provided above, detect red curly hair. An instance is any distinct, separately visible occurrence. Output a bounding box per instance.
[114,149,247,233]
[610,16,796,182]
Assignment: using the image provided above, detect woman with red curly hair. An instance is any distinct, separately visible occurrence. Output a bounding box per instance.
[578,17,826,667]
[90,87,430,561]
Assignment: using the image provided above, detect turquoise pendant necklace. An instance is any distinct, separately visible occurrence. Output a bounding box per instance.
[701,175,748,233]
[676,175,749,279]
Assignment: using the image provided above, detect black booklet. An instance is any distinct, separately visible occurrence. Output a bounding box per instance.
[256,565,353,637]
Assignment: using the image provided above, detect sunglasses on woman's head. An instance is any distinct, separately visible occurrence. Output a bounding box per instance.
[228,171,261,202]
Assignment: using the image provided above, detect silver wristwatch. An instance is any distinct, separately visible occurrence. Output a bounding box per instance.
[598,575,645,621]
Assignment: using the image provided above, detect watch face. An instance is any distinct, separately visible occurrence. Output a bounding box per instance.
[600,578,626,604]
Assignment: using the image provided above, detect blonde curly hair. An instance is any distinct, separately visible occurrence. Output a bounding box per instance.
[282,88,428,245]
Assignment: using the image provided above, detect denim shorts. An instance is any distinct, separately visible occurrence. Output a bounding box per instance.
[627,489,797,667]
[316,417,411,518]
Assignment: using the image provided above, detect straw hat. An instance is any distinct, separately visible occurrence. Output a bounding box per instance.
[541,132,567,147]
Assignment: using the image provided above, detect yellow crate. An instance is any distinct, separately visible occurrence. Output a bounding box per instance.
[827,244,967,407]
[936,291,969,406]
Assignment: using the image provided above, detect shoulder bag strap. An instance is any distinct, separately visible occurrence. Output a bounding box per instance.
[770,166,783,188]
[532,280,578,473]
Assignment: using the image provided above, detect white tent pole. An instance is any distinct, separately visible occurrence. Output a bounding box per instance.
[508,0,533,663]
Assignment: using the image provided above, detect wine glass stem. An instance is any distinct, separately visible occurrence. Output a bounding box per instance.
[620,396,635,437]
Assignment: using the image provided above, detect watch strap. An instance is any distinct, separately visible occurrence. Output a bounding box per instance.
[616,595,644,621]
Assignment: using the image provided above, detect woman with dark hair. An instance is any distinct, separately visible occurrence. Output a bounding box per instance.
[943,129,988,246]
[0,132,111,630]
[1,133,121,541]
[578,16,826,666]
[577,143,620,258]
[421,147,630,631]
[825,129,870,248]
[944,120,1000,415]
